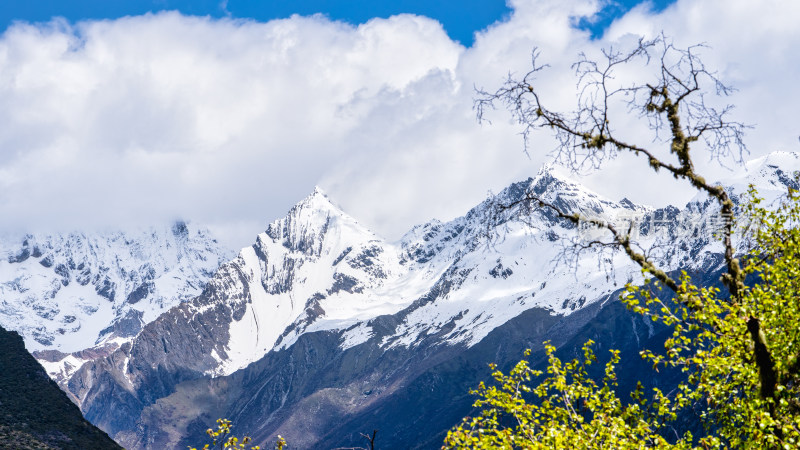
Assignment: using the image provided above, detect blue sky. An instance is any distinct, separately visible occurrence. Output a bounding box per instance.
[2,0,676,46]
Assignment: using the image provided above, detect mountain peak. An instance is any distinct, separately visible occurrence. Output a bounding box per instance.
[263,186,377,253]
[717,151,800,200]
[310,185,328,198]
[528,163,590,199]
[534,161,574,179]
[484,163,577,207]
[746,150,800,172]
[294,185,343,215]
[264,186,348,234]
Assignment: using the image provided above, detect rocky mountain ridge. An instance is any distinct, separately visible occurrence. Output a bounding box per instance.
[0,222,233,386]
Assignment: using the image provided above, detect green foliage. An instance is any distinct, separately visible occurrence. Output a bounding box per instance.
[444,342,692,449]
[444,188,800,449]
[447,33,800,449]
[188,418,285,450]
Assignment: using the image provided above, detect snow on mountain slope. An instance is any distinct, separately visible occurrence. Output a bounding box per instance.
[58,155,786,384]
[346,167,656,350]
[156,188,440,377]
[731,151,800,199]
[200,188,417,375]
[207,155,793,373]
[152,167,661,378]
[0,222,233,355]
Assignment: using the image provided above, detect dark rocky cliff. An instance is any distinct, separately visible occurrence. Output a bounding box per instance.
[0,325,122,450]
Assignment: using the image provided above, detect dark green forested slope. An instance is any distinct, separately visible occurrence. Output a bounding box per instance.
[0,325,122,449]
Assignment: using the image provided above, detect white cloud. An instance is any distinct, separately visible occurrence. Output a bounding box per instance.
[0,1,798,249]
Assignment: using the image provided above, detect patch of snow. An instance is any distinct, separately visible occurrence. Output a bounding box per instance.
[340,323,374,350]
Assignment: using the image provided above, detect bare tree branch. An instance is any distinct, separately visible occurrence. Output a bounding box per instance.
[476,34,777,405]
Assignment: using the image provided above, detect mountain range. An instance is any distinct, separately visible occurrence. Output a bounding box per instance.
[0,223,233,390]
[2,151,798,449]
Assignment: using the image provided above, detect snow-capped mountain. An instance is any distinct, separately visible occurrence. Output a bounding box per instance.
[0,222,233,383]
[45,152,800,449]
[71,169,650,388]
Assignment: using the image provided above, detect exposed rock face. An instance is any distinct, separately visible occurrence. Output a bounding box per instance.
[42,153,800,448]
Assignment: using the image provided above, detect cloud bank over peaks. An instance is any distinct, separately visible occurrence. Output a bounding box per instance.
[0,0,798,249]
[0,12,465,238]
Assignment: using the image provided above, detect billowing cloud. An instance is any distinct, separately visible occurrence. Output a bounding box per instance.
[0,1,798,248]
